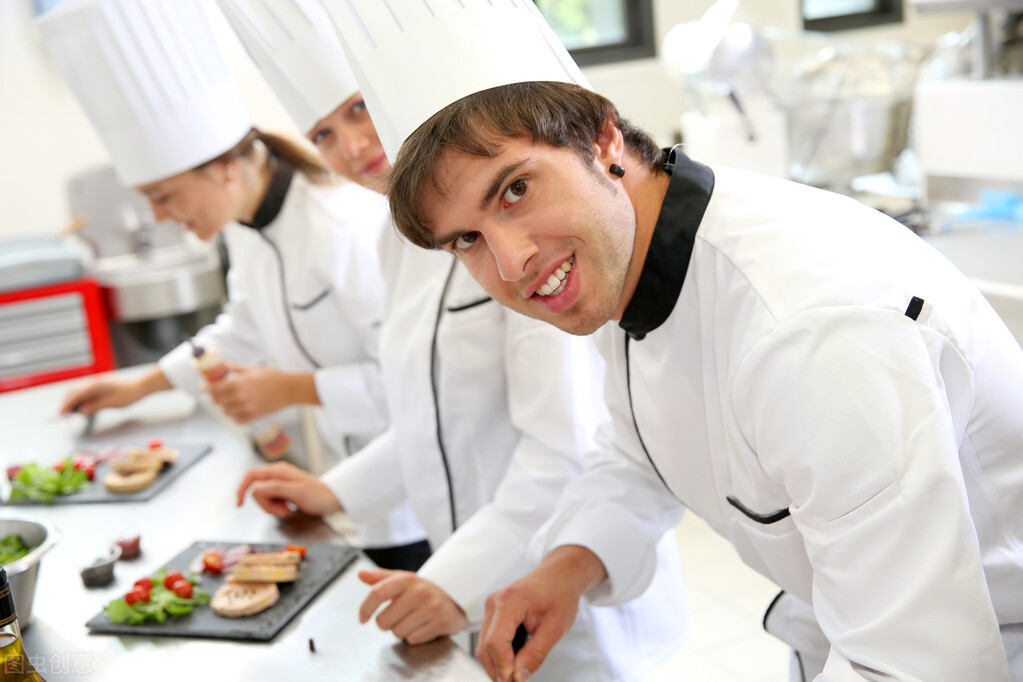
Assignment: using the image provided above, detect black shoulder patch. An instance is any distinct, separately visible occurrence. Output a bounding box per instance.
[905,296,924,321]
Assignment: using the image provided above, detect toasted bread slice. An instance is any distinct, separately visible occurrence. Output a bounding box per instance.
[236,550,302,566]
[109,451,162,475]
[102,467,159,494]
[125,445,180,466]
[211,582,280,618]
[226,564,299,583]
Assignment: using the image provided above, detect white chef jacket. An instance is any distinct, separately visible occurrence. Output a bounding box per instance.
[159,163,425,548]
[535,149,1023,681]
[325,228,689,682]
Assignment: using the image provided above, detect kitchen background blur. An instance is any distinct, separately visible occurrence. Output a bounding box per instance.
[2,0,1020,392]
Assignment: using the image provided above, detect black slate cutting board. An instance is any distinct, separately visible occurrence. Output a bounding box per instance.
[5,443,211,504]
[86,540,358,641]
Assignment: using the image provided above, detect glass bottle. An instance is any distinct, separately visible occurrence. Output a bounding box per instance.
[188,338,292,460]
[0,566,45,681]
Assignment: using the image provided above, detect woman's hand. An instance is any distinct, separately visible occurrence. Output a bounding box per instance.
[205,364,316,423]
[358,569,469,644]
[236,461,343,517]
[58,366,169,416]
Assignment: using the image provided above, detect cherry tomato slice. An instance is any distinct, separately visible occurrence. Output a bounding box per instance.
[133,578,153,592]
[125,587,149,605]
[162,570,185,590]
[148,439,163,450]
[171,579,193,599]
[202,552,223,574]
[286,544,307,559]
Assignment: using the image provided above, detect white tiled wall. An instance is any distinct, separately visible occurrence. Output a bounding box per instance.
[646,514,792,682]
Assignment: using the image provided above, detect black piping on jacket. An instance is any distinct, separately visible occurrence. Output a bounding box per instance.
[431,257,460,535]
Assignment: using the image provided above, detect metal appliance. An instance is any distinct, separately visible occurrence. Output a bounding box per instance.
[0,238,115,392]
[67,166,226,367]
[912,0,1023,206]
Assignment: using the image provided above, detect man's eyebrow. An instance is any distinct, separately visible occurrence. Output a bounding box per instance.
[480,159,528,211]
[429,158,530,249]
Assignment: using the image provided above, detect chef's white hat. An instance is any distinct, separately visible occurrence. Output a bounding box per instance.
[216,0,359,134]
[320,0,590,163]
[37,0,252,186]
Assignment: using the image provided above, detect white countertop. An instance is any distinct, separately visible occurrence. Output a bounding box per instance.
[0,369,487,682]
[922,220,1023,343]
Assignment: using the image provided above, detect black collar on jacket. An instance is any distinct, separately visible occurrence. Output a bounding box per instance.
[239,157,295,230]
[619,146,715,340]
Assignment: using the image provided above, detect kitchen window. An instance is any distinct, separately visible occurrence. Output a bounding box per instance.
[802,0,904,31]
[534,0,656,66]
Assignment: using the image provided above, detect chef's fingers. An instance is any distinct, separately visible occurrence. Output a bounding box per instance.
[236,462,304,506]
[393,606,444,644]
[477,599,520,682]
[511,623,561,682]
[357,568,393,586]
[358,571,413,624]
[399,594,466,644]
[246,479,305,516]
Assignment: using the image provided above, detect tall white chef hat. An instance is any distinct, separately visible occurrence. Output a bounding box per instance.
[215,0,359,135]
[37,0,252,187]
[320,0,590,164]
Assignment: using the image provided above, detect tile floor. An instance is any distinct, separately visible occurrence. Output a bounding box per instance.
[645,513,792,682]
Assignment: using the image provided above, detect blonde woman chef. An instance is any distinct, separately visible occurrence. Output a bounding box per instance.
[39,0,428,570]
[219,0,690,679]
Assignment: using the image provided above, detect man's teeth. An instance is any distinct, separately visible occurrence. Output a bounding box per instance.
[536,258,573,297]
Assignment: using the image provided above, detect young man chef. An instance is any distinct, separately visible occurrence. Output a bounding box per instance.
[217,1,690,680]
[324,2,1023,681]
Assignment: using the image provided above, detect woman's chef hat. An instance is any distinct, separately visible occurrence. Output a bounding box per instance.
[215,0,359,134]
[320,0,590,164]
[37,0,252,186]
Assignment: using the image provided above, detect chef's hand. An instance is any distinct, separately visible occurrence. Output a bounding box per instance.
[477,546,607,682]
[358,569,468,644]
[58,366,171,416]
[236,461,342,517]
[205,364,307,423]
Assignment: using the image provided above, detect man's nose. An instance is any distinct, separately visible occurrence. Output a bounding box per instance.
[487,226,538,283]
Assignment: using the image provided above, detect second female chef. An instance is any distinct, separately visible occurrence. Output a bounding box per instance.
[40,0,428,570]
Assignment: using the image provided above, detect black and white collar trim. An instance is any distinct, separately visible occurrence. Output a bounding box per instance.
[619,146,714,340]
[239,157,295,230]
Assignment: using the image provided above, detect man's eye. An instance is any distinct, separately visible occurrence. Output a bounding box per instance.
[351,100,367,115]
[503,179,527,204]
[454,232,480,251]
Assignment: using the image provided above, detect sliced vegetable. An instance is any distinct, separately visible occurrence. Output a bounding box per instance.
[133,577,153,592]
[9,459,91,503]
[202,552,224,575]
[171,580,193,599]
[285,544,307,559]
[0,535,31,565]
[104,569,210,625]
[124,588,149,605]
[162,570,185,589]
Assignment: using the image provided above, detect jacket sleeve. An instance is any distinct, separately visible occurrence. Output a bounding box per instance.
[321,427,407,525]
[734,307,1008,682]
[525,337,687,607]
[418,315,635,624]
[312,197,389,436]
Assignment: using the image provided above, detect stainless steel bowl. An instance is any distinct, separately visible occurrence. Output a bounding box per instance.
[785,95,913,188]
[0,514,59,627]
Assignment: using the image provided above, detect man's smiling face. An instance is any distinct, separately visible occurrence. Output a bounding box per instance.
[421,134,636,336]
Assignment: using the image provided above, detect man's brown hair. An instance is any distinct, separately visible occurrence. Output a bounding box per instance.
[387,81,663,249]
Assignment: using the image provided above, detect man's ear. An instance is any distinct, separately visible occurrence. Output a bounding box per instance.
[594,115,625,167]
